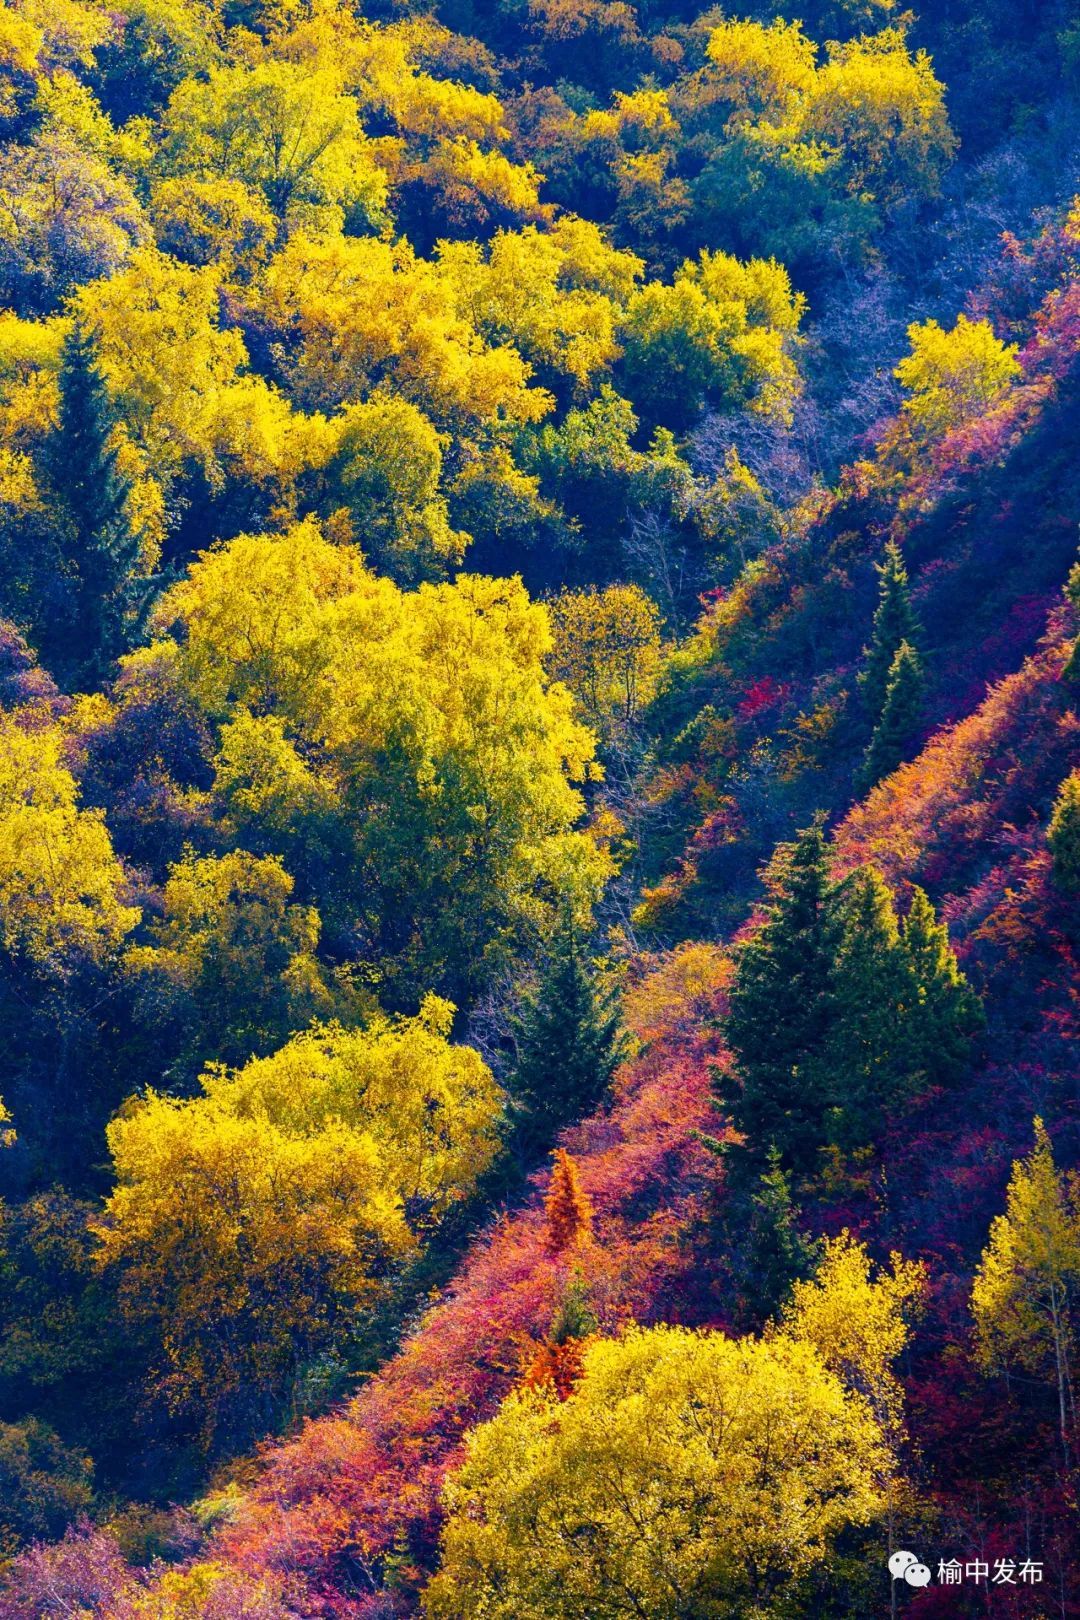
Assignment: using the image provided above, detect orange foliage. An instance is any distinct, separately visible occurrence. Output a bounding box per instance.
[520,1334,591,1400]
[544,1150,593,1254]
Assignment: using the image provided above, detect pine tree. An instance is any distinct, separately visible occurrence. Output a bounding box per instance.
[715,836,982,1177]
[511,909,625,1152]
[1063,561,1079,683]
[48,322,142,683]
[858,639,924,792]
[733,1147,822,1327]
[901,886,984,1086]
[860,540,920,720]
[717,819,840,1173]
[1048,771,1080,895]
[825,866,912,1145]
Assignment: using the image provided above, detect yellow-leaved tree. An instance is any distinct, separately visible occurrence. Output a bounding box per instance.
[320,394,466,581]
[802,29,956,209]
[895,314,1021,444]
[618,248,804,432]
[75,247,313,505]
[144,519,608,1003]
[95,996,501,1447]
[0,711,138,970]
[251,229,549,427]
[125,848,348,1077]
[158,56,389,239]
[439,218,643,395]
[547,583,661,757]
[972,1119,1080,1463]
[783,1231,926,1437]
[425,1236,921,1619]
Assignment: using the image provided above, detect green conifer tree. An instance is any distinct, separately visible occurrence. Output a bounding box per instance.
[48,322,142,683]
[1063,561,1079,683]
[736,1147,822,1326]
[825,866,912,1146]
[511,908,625,1152]
[717,819,840,1173]
[1048,772,1080,895]
[900,886,984,1086]
[715,836,982,1176]
[860,540,920,719]
[859,639,924,792]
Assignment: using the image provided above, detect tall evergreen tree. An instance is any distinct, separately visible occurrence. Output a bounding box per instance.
[717,819,840,1173]
[1063,561,1080,683]
[858,639,924,792]
[1048,771,1080,895]
[860,540,920,720]
[511,908,625,1152]
[716,826,982,1176]
[825,866,912,1145]
[729,1147,822,1328]
[901,886,985,1086]
[47,322,142,683]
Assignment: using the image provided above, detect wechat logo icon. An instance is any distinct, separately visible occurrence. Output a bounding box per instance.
[889,1550,932,1588]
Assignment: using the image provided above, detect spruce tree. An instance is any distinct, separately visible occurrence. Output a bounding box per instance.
[716,836,983,1178]
[858,639,924,792]
[717,819,840,1173]
[825,866,912,1145]
[48,321,141,683]
[860,540,920,720]
[901,886,984,1087]
[736,1148,822,1326]
[511,909,625,1152]
[1063,561,1079,683]
[1048,771,1080,894]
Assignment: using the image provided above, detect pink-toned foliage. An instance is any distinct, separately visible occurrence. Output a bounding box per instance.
[206,948,732,1614]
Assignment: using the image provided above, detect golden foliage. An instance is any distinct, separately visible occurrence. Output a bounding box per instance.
[972,1120,1080,1448]
[547,582,661,750]
[0,713,138,969]
[96,997,502,1429]
[426,1312,894,1618]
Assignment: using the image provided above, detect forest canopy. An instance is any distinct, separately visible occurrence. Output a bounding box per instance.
[0,0,1078,1613]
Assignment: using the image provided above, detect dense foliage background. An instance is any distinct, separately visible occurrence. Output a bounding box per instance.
[0,0,1078,1612]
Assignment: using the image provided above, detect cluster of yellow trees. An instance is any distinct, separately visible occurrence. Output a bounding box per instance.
[97,997,501,1440]
[529,16,955,266]
[427,1235,925,1619]
[0,0,818,612]
[1,516,615,999]
[422,1117,1080,1619]
[0,0,975,649]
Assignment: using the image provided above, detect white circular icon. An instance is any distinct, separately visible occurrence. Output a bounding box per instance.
[889,1551,918,1579]
[905,1563,932,1587]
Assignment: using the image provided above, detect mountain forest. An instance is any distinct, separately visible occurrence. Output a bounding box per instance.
[0,0,1078,1613]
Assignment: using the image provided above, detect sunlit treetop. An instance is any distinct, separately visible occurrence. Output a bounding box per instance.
[95,995,503,1440]
[0,711,138,970]
[425,1232,920,1620]
[131,519,610,999]
[895,312,1022,442]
